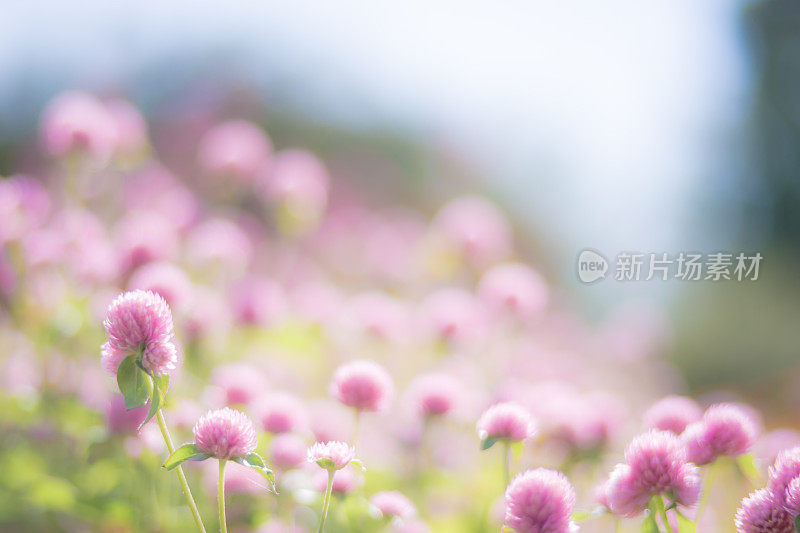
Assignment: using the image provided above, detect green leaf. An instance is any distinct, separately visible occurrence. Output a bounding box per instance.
[736,453,762,486]
[154,373,169,395]
[481,437,498,451]
[140,377,163,429]
[571,510,591,521]
[642,498,662,533]
[315,458,336,469]
[117,355,149,409]
[675,509,697,533]
[162,444,208,470]
[795,515,800,533]
[350,459,366,471]
[234,452,277,492]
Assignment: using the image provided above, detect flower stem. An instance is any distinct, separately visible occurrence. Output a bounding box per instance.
[695,461,717,527]
[317,469,335,533]
[503,441,511,487]
[155,409,207,533]
[352,409,361,448]
[659,496,675,533]
[218,460,228,533]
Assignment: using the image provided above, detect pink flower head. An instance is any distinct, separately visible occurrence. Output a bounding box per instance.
[101,290,178,375]
[419,288,485,346]
[433,196,512,269]
[606,430,700,517]
[477,262,547,321]
[330,359,393,412]
[230,276,286,326]
[115,210,179,275]
[735,488,794,533]
[39,91,118,163]
[186,218,253,276]
[683,403,759,465]
[504,468,577,533]
[193,407,258,460]
[477,402,535,443]
[406,373,461,418]
[371,491,417,519]
[270,434,307,470]
[314,468,361,495]
[643,395,702,435]
[259,149,329,219]
[198,120,272,184]
[257,392,308,434]
[769,447,800,508]
[307,441,355,471]
[785,477,800,518]
[106,394,148,435]
[105,98,148,154]
[128,261,192,310]
[211,363,267,407]
[349,292,409,342]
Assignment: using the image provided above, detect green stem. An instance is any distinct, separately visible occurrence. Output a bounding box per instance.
[659,496,675,533]
[503,441,511,486]
[155,409,207,533]
[218,460,228,533]
[695,461,716,527]
[317,469,335,533]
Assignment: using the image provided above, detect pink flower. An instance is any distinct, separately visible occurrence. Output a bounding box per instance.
[432,196,512,270]
[230,276,286,326]
[643,396,702,435]
[769,447,800,508]
[349,292,409,342]
[193,407,258,460]
[477,262,547,321]
[406,373,461,418]
[128,261,192,310]
[101,290,178,375]
[105,98,148,154]
[258,149,329,221]
[785,477,800,518]
[314,468,361,495]
[419,288,485,346]
[211,363,267,407]
[39,91,118,163]
[106,394,148,435]
[504,468,577,533]
[115,210,179,275]
[606,430,700,517]
[257,393,308,434]
[270,434,307,470]
[330,360,393,412]
[683,403,759,465]
[370,491,417,519]
[198,120,272,184]
[186,218,253,276]
[477,402,535,442]
[735,488,794,533]
[307,441,355,470]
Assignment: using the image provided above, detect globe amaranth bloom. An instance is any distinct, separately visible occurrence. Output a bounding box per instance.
[370,491,417,520]
[735,488,794,533]
[198,120,272,184]
[606,430,700,517]
[307,441,356,471]
[101,290,178,375]
[193,407,258,460]
[769,447,800,508]
[270,434,307,470]
[477,262,548,322]
[785,477,800,518]
[683,403,759,465]
[642,395,702,435]
[406,373,461,418]
[257,392,308,434]
[477,402,536,443]
[504,468,577,533]
[330,359,393,412]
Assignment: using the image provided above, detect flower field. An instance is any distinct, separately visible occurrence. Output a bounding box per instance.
[0,91,797,533]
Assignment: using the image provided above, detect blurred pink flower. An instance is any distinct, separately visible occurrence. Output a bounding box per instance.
[314,467,361,495]
[432,196,512,270]
[606,430,700,517]
[307,441,355,470]
[211,363,267,407]
[106,394,148,435]
[348,291,409,342]
[756,430,800,465]
[128,261,192,310]
[229,276,286,326]
[256,392,308,434]
[643,395,702,435]
[370,491,417,519]
[0,175,51,244]
[270,434,307,470]
[330,359,394,412]
[258,149,329,223]
[477,262,547,322]
[115,210,179,275]
[193,407,258,460]
[101,290,177,375]
[477,402,535,443]
[40,91,118,163]
[504,468,577,533]
[406,373,461,418]
[105,98,148,154]
[186,218,253,276]
[204,460,267,495]
[198,120,272,184]
[683,403,759,465]
[419,288,485,347]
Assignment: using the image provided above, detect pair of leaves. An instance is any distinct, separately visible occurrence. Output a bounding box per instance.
[642,497,696,533]
[481,437,499,451]
[116,354,169,430]
[314,458,366,472]
[162,447,277,493]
